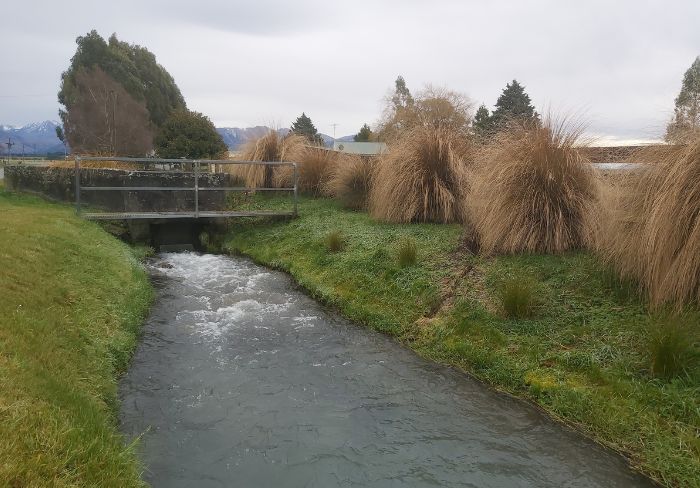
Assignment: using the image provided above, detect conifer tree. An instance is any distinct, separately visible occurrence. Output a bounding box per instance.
[354,123,373,142]
[291,112,323,145]
[473,104,492,138]
[490,80,539,129]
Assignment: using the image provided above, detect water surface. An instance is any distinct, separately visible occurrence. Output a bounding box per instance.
[119,253,652,487]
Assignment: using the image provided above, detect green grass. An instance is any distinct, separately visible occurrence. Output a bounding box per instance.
[0,190,152,487]
[325,229,345,252]
[226,197,700,487]
[498,273,537,318]
[396,237,418,267]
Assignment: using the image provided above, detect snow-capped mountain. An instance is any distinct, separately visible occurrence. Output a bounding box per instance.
[0,120,65,155]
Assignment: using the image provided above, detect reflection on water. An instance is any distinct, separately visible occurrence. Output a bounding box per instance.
[119,253,652,488]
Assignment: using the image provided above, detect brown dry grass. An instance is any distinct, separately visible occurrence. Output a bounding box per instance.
[274,146,337,196]
[227,131,306,188]
[48,160,142,170]
[324,154,375,210]
[467,118,598,254]
[368,125,472,223]
[599,141,700,308]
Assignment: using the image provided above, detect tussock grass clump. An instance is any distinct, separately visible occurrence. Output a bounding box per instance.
[467,118,598,254]
[647,315,697,380]
[325,229,345,252]
[599,141,700,309]
[229,131,306,188]
[324,154,375,210]
[275,146,337,196]
[499,275,537,319]
[369,126,471,223]
[396,237,418,267]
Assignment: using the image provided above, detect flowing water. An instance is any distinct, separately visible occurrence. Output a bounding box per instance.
[119,252,652,487]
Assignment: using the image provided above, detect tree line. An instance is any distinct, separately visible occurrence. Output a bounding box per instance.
[57,30,700,158]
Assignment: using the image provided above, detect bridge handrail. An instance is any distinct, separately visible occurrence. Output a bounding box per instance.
[74,156,296,166]
[74,156,298,219]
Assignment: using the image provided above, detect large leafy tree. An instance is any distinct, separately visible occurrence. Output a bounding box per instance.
[666,56,700,143]
[378,78,472,140]
[58,30,187,153]
[154,110,227,159]
[60,66,153,156]
[291,112,323,145]
[354,123,373,142]
[490,79,539,129]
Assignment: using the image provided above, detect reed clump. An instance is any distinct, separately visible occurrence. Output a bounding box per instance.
[368,125,472,223]
[599,141,700,309]
[274,146,337,196]
[324,154,375,210]
[467,118,598,254]
[229,131,306,188]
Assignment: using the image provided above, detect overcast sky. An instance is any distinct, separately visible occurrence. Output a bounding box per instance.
[2,0,699,143]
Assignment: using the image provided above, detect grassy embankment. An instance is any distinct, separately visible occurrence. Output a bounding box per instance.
[0,189,152,487]
[226,196,699,487]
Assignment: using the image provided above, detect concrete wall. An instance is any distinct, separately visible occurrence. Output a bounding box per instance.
[4,165,232,213]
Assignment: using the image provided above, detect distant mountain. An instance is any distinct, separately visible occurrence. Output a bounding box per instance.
[1,120,355,155]
[216,126,350,150]
[0,120,65,155]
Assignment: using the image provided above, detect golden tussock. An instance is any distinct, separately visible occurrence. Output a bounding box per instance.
[598,141,700,308]
[369,125,472,223]
[227,131,306,188]
[467,117,599,254]
[274,146,337,196]
[324,154,375,210]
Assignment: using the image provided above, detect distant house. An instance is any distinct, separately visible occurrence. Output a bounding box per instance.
[332,141,387,156]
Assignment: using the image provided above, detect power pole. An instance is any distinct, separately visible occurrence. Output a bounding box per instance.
[5,138,14,164]
[331,123,339,140]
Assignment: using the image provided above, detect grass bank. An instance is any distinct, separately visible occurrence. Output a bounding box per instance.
[226,197,699,487]
[0,190,152,487]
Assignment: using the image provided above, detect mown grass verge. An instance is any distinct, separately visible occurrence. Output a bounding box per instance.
[226,197,699,487]
[0,190,152,487]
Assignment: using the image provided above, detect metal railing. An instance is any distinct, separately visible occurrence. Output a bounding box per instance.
[74,156,298,219]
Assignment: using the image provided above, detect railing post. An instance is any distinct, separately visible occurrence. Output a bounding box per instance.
[74,156,81,215]
[293,162,298,217]
[194,160,200,218]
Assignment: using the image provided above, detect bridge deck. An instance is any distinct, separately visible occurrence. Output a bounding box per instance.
[83,210,294,220]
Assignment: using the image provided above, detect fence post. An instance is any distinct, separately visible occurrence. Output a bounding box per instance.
[74,156,81,215]
[293,162,298,217]
[194,161,200,218]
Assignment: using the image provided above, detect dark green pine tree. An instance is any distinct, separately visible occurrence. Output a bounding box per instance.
[472,104,492,138]
[291,112,323,145]
[490,80,539,129]
[353,123,373,142]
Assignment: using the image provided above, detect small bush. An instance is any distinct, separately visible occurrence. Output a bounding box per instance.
[369,125,472,223]
[467,116,598,254]
[500,275,537,319]
[325,230,345,252]
[397,238,418,267]
[647,316,696,380]
[324,154,374,210]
